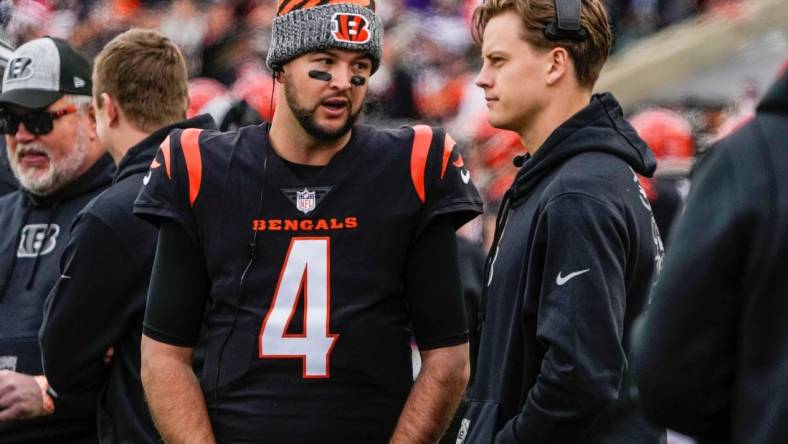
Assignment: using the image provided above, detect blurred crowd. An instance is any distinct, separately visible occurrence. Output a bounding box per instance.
[0,0,752,248]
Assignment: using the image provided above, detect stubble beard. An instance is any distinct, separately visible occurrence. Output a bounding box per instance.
[284,79,361,142]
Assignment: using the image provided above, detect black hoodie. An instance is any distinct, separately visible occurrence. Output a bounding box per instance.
[460,93,664,444]
[39,115,216,444]
[0,153,113,443]
[633,65,788,444]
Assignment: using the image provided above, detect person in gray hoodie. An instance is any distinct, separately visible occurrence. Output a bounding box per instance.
[459,0,665,442]
[0,37,111,443]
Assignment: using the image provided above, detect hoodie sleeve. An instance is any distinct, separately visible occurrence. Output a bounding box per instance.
[496,192,629,444]
[39,212,145,394]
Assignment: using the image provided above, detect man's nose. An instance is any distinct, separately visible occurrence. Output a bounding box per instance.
[328,65,353,91]
[14,121,37,143]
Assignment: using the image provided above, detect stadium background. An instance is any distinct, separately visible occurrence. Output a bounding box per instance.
[1,1,785,443]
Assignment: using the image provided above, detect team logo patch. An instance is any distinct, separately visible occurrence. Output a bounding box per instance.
[0,356,17,371]
[456,418,470,444]
[7,57,34,81]
[281,186,333,215]
[331,13,371,44]
[297,188,316,214]
[17,223,60,258]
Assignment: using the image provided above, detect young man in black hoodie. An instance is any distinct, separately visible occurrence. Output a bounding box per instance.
[0,37,111,443]
[460,0,665,442]
[39,29,215,443]
[633,63,788,444]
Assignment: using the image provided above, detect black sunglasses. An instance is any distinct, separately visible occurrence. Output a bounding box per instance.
[0,106,78,136]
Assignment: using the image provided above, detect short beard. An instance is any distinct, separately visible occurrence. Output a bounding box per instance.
[9,126,90,196]
[284,79,361,142]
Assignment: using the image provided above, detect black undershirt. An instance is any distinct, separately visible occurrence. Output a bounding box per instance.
[280,157,323,181]
[143,216,466,349]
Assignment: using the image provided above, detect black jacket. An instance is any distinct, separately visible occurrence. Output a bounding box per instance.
[39,115,216,444]
[0,154,113,443]
[461,93,664,443]
[0,138,18,197]
[633,66,788,444]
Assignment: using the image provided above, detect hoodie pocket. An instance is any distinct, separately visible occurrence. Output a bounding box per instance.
[456,399,501,444]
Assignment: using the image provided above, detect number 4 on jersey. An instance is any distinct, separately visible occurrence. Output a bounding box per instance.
[259,237,339,378]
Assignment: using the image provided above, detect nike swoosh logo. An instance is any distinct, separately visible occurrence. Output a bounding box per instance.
[460,169,471,184]
[143,170,152,186]
[556,268,590,286]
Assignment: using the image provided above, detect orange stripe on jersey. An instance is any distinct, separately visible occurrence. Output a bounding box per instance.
[410,125,433,203]
[440,133,456,179]
[160,136,172,179]
[180,129,204,206]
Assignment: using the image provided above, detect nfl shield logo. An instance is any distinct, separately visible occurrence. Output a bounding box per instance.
[296,188,316,214]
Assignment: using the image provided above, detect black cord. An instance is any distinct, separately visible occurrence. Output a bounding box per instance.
[211,115,270,405]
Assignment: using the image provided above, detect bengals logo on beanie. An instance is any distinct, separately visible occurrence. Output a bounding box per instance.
[331,13,371,44]
[267,0,383,73]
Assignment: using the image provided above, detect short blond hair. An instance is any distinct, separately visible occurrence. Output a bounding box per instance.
[93,28,188,132]
[473,0,612,88]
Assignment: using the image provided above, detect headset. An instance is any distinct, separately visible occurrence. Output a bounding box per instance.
[544,0,587,42]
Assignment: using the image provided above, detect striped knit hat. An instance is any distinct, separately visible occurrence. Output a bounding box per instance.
[267,0,383,73]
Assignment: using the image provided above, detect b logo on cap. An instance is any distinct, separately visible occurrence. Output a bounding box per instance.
[331,13,370,44]
[7,58,34,81]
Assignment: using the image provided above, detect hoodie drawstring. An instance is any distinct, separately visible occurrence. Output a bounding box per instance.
[477,153,532,332]
[25,199,61,290]
[0,201,34,303]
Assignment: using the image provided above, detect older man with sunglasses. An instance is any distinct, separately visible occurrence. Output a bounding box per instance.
[0,37,110,443]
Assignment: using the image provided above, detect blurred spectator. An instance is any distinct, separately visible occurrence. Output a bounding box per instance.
[229,63,274,121]
[630,108,695,243]
[187,77,227,118]
[365,34,420,124]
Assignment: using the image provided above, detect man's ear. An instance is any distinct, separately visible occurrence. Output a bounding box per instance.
[274,68,285,84]
[101,92,120,126]
[545,47,570,86]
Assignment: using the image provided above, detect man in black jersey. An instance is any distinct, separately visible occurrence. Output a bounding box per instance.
[134,1,483,443]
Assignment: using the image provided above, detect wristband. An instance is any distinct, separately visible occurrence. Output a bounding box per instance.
[33,375,55,416]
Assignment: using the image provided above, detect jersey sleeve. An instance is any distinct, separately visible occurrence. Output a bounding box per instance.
[133,128,205,244]
[408,125,483,234]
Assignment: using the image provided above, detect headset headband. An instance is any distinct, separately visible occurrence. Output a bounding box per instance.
[544,0,587,42]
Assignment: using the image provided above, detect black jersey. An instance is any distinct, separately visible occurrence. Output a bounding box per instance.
[134,123,482,442]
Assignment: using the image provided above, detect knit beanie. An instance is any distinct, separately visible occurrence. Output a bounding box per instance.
[267,0,383,73]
